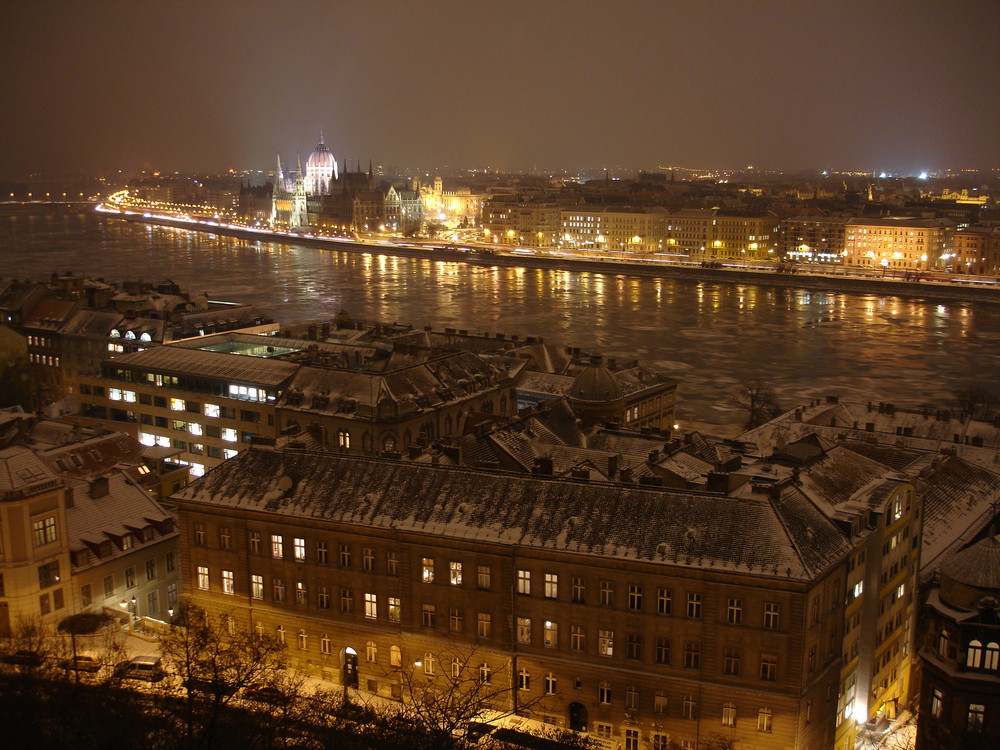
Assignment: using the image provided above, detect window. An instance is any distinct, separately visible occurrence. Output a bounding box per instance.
[571,625,585,652]
[764,601,779,629]
[760,655,777,681]
[251,575,264,599]
[271,534,283,559]
[968,703,985,733]
[477,564,491,590]
[363,547,375,571]
[628,584,643,611]
[388,597,401,622]
[386,550,398,575]
[757,708,772,733]
[544,573,558,598]
[196,566,209,590]
[221,427,237,442]
[626,686,638,710]
[655,637,670,665]
[219,526,231,550]
[103,574,114,598]
[294,581,306,605]
[422,604,436,628]
[572,576,585,604]
[316,541,328,564]
[684,642,700,669]
[595,724,612,740]
[930,688,943,719]
[967,639,983,668]
[600,580,614,607]
[480,663,492,684]
[81,583,92,607]
[366,641,377,663]
[626,633,642,660]
[249,532,260,554]
[599,681,612,704]
[985,642,1000,670]
[297,629,308,650]
[624,729,639,750]
[390,645,401,666]
[722,702,736,727]
[142,559,156,581]
[273,579,286,602]
[599,629,614,657]
[544,620,558,648]
[938,627,951,659]
[683,695,697,719]
[517,617,532,644]
[338,430,351,449]
[170,397,184,411]
[518,669,530,691]
[450,657,462,679]
[724,647,741,676]
[294,537,306,561]
[33,516,57,546]
[449,561,462,585]
[340,589,353,613]
[449,607,464,632]
[657,587,672,614]
[517,569,531,595]
[727,597,743,625]
[221,570,235,595]
[422,557,434,582]
[654,691,668,714]
[319,634,331,655]
[686,592,702,618]
[544,672,557,694]
[146,591,158,615]
[339,544,351,567]
[477,612,492,638]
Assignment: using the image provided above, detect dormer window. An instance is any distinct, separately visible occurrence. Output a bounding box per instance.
[124,330,136,340]
[139,332,152,342]
[122,533,136,550]
[110,329,121,338]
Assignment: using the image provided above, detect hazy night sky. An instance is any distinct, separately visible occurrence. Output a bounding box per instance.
[2,0,997,177]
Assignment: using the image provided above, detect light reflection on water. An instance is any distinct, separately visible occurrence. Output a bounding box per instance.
[2,210,999,436]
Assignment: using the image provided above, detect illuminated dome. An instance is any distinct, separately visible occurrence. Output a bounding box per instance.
[305,133,337,194]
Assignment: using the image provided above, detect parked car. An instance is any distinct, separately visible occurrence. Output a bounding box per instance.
[1,650,44,666]
[242,685,288,705]
[183,677,237,696]
[116,655,164,682]
[58,654,102,673]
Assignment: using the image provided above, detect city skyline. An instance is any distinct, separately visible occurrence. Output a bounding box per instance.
[3,1,999,179]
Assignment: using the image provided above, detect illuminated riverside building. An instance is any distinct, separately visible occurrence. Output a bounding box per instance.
[176,445,848,750]
[560,206,667,256]
[779,216,849,264]
[481,202,564,248]
[952,225,1000,276]
[843,217,956,271]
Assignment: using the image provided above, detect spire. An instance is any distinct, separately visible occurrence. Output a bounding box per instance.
[297,152,303,175]
[276,154,284,181]
[319,130,325,146]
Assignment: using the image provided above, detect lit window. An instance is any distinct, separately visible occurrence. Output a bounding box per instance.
[365,593,377,620]
[517,617,532,644]
[204,403,220,418]
[196,566,209,590]
[449,561,462,585]
[294,537,306,561]
[221,428,237,442]
[723,702,736,727]
[170,398,184,411]
[517,569,531,595]
[388,597,401,622]
[757,708,772,733]
[544,573,558,599]
[422,557,434,583]
[544,620,558,648]
[222,570,235,595]
[599,629,614,657]
[251,574,263,599]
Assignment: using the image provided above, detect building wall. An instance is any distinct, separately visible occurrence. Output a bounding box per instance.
[844,220,955,271]
[177,501,842,750]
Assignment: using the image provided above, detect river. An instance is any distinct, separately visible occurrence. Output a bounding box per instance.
[3,208,999,436]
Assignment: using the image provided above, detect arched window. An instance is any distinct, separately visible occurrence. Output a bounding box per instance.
[139,331,152,342]
[337,430,351,450]
[124,330,136,340]
[109,329,121,338]
[967,639,983,669]
[382,434,396,452]
[390,645,401,667]
[985,642,1000,670]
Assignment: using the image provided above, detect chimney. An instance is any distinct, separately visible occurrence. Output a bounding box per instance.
[532,457,553,475]
[89,476,109,499]
[607,454,619,477]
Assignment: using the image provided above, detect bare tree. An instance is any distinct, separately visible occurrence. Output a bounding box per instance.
[160,604,288,749]
[952,386,998,420]
[730,379,783,430]
[375,645,545,749]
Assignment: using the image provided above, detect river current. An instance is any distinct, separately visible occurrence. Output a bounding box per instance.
[2,209,999,436]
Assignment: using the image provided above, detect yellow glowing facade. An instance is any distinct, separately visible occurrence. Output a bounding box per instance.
[482,202,563,248]
[662,210,779,262]
[844,218,955,271]
[560,207,667,255]
[952,226,1000,275]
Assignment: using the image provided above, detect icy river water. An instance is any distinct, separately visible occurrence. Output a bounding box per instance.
[3,208,999,435]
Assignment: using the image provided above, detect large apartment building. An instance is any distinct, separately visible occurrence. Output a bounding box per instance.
[843,217,956,271]
[74,332,520,477]
[176,446,851,750]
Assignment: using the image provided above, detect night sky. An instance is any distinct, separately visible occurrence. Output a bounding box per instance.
[3,0,997,177]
